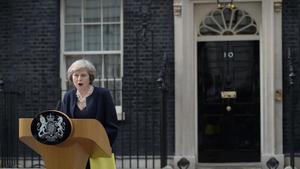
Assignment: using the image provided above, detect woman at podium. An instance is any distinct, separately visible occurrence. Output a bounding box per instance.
[60,59,118,169]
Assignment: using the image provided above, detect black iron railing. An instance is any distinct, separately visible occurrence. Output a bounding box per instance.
[0,81,20,168]
[0,1,172,166]
[0,73,171,168]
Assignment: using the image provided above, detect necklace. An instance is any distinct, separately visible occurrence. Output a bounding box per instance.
[76,86,94,110]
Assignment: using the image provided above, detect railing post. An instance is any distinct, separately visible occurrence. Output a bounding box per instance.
[0,79,4,92]
[157,53,168,168]
[287,47,296,169]
[0,78,3,167]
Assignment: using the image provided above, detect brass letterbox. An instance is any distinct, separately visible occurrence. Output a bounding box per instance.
[221,91,237,99]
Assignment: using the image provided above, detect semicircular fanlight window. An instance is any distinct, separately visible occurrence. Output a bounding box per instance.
[199,7,258,36]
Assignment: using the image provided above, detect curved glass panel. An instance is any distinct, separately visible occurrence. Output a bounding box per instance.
[199,7,258,36]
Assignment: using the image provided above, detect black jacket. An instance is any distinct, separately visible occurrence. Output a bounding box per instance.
[61,86,118,145]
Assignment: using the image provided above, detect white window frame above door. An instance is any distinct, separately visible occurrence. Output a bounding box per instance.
[60,0,124,120]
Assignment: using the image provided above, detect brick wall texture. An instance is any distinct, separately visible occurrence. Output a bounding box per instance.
[115,0,175,155]
[0,0,175,156]
[282,0,300,153]
[0,0,60,116]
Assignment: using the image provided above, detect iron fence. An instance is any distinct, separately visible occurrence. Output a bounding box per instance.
[0,2,173,166]
[0,75,171,168]
[0,90,19,168]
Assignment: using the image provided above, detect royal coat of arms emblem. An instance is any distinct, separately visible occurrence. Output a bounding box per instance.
[31,110,72,145]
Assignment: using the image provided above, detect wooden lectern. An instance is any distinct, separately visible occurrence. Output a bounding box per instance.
[19,118,112,169]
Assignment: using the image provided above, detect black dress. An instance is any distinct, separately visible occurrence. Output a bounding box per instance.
[74,105,91,169]
[61,87,118,145]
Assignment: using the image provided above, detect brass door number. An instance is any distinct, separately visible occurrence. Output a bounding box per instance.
[221,91,237,99]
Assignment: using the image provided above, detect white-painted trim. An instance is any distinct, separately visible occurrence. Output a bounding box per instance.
[174,0,284,168]
[174,0,184,161]
[274,0,283,155]
[100,0,103,51]
[197,35,259,41]
[261,0,275,155]
[63,51,121,55]
[116,106,124,120]
[198,7,259,36]
[65,22,121,25]
[174,0,198,157]
[193,0,199,161]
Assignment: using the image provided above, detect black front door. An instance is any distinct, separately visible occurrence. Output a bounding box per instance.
[198,41,260,162]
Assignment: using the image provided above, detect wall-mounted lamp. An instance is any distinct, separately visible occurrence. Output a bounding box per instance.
[217,0,236,10]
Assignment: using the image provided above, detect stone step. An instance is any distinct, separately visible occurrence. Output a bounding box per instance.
[197,167,261,169]
[196,163,262,169]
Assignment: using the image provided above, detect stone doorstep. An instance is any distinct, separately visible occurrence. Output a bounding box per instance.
[196,163,262,169]
[197,167,261,169]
